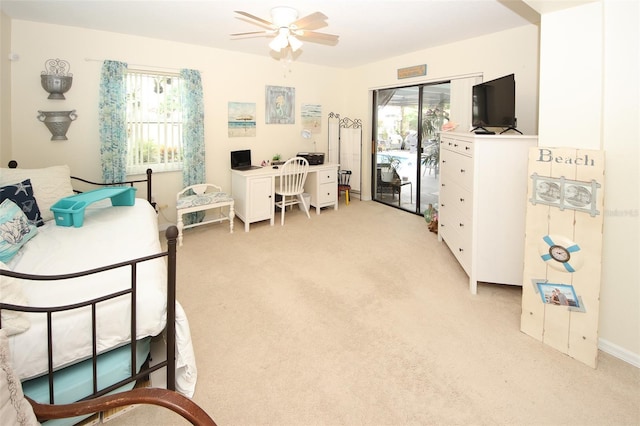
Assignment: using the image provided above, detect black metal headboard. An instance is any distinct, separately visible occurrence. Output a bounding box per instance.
[7,161,154,207]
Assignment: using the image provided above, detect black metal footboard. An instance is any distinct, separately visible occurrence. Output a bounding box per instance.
[0,226,178,404]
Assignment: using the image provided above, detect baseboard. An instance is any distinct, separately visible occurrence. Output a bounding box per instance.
[599,338,640,368]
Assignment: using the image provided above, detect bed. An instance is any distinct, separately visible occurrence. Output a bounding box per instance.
[0,162,195,424]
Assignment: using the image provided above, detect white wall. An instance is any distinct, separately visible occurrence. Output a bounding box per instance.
[538,3,602,148]
[6,21,540,220]
[7,20,347,226]
[343,24,540,200]
[0,12,11,161]
[532,0,639,365]
[599,0,639,364]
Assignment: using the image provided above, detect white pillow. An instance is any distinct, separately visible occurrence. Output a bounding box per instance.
[0,165,74,222]
[0,329,40,425]
[0,260,31,336]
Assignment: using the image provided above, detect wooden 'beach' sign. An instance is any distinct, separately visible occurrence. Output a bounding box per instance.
[521,147,605,368]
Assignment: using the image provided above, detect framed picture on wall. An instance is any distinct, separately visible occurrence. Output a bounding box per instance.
[228,102,256,137]
[266,85,295,124]
[301,104,321,133]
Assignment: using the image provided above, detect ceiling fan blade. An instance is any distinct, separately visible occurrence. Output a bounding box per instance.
[230,31,271,37]
[234,11,275,29]
[297,30,339,43]
[291,11,328,29]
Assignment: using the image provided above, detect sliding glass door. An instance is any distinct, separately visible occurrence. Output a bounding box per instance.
[372,82,450,215]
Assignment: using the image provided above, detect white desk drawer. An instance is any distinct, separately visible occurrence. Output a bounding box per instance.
[318,183,337,204]
[318,170,336,184]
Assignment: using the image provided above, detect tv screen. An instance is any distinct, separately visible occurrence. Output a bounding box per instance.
[472,74,516,129]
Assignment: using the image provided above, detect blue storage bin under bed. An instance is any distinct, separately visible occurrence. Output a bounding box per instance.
[50,187,137,227]
[22,337,151,426]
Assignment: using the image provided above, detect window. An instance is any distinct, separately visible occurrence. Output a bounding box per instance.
[126,70,184,174]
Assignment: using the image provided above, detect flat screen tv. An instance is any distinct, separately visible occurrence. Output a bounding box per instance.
[472,74,517,132]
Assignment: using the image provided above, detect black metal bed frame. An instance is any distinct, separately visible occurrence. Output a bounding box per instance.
[0,161,177,403]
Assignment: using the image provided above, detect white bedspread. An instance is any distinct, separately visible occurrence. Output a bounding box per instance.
[7,199,169,381]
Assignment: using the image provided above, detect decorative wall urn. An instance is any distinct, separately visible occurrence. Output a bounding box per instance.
[41,74,73,99]
[40,58,73,99]
[37,110,77,140]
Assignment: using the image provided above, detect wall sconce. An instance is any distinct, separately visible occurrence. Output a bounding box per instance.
[41,58,73,99]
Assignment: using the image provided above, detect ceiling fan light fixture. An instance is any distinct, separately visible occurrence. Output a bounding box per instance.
[269,28,289,52]
[288,35,303,52]
[233,7,337,56]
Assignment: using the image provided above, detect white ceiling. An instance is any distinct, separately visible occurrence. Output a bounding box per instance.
[1,0,540,69]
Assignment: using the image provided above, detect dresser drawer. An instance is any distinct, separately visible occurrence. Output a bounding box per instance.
[439,193,471,243]
[445,209,471,247]
[441,149,473,190]
[441,136,473,157]
[441,180,472,219]
[439,221,471,274]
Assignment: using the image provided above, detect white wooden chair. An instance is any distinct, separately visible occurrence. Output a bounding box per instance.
[274,157,310,225]
[176,183,234,246]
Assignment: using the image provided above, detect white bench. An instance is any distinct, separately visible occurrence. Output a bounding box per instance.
[176,183,234,246]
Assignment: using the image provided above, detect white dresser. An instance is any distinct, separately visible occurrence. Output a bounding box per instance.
[438,132,538,293]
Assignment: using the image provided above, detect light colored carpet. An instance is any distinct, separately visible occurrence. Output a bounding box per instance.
[113,200,639,425]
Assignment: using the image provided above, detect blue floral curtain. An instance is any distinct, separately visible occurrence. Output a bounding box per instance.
[180,69,206,225]
[99,60,128,183]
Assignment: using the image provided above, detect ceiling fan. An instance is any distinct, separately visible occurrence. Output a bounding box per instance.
[231,6,339,53]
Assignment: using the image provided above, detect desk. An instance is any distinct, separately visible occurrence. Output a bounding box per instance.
[231,163,339,232]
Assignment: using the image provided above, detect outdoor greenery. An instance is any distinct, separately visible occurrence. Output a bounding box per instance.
[382,154,402,170]
[129,139,182,164]
[421,103,450,141]
[159,145,182,162]
[130,140,158,164]
[420,99,450,171]
[421,140,440,170]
